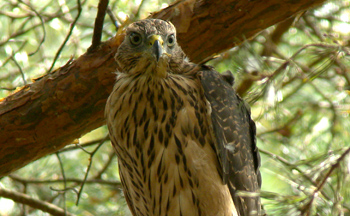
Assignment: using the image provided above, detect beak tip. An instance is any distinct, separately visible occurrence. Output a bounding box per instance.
[153,40,163,62]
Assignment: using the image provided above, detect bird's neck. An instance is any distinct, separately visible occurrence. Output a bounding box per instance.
[123,57,197,80]
[125,57,168,79]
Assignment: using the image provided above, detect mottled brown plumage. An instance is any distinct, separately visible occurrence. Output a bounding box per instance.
[105,19,261,216]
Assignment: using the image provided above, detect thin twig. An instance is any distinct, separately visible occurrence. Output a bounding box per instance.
[0,87,17,91]
[315,147,350,193]
[257,110,302,137]
[134,0,146,20]
[76,135,109,205]
[303,147,350,216]
[58,137,111,153]
[47,0,82,73]
[93,150,116,179]
[9,175,122,187]
[55,153,67,215]
[18,0,46,56]
[259,148,334,202]
[0,40,27,75]
[10,55,27,85]
[106,6,119,30]
[0,187,76,216]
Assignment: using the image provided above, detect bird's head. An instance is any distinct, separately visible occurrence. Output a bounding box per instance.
[115,19,187,77]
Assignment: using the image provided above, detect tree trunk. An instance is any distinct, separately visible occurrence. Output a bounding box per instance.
[0,0,326,177]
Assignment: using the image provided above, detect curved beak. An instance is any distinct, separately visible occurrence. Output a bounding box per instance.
[148,35,164,62]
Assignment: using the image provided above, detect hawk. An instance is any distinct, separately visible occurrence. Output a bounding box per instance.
[105,19,262,216]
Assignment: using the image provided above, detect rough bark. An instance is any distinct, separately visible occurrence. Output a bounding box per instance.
[0,0,326,177]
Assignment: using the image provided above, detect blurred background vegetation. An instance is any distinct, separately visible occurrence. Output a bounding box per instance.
[0,0,350,215]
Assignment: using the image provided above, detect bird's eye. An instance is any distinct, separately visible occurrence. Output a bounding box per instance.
[130,32,142,45]
[167,34,175,47]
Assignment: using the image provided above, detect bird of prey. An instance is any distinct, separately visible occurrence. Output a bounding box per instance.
[105,19,262,216]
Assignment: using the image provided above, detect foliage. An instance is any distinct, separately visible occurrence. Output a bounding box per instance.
[1,0,350,215]
[209,1,350,215]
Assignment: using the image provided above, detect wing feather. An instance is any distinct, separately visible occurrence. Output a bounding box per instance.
[200,66,261,216]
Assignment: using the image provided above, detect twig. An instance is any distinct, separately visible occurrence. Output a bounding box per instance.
[76,135,109,205]
[134,0,146,20]
[58,137,110,153]
[107,6,119,30]
[47,0,82,73]
[257,110,302,137]
[315,147,350,194]
[303,146,350,216]
[259,148,334,202]
[0,187,76,216]
[0,4,80,48]
[9,175,122,187]
[50,186,79,195]
[55,153,67,215]
[303,15,325,42]
[0,40,27,75]
[93,150,116,179]
[308,82,337,150]
[10,55,27,85]
[0,87,17,91]
[18,0,46,56]
[88,0,109,52]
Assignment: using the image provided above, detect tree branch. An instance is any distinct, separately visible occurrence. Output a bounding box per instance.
[88,0,110,52]
[9,174,122,187]
[0,0,327,177]
[0,187,76,216]
[151,0,326,63]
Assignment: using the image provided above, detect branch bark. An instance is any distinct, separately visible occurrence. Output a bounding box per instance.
[0,0,327,177]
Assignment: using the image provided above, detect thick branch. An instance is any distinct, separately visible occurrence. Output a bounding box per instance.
[151,0,326,62]
[0,0,327,177]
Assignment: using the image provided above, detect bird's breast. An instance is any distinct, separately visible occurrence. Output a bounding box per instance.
[106,73,236,216]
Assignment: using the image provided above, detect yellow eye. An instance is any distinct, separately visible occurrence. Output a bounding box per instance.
[167,34,175,46]
[130,32,142,45]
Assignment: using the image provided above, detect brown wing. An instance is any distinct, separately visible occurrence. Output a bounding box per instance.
[200,66,262,216]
